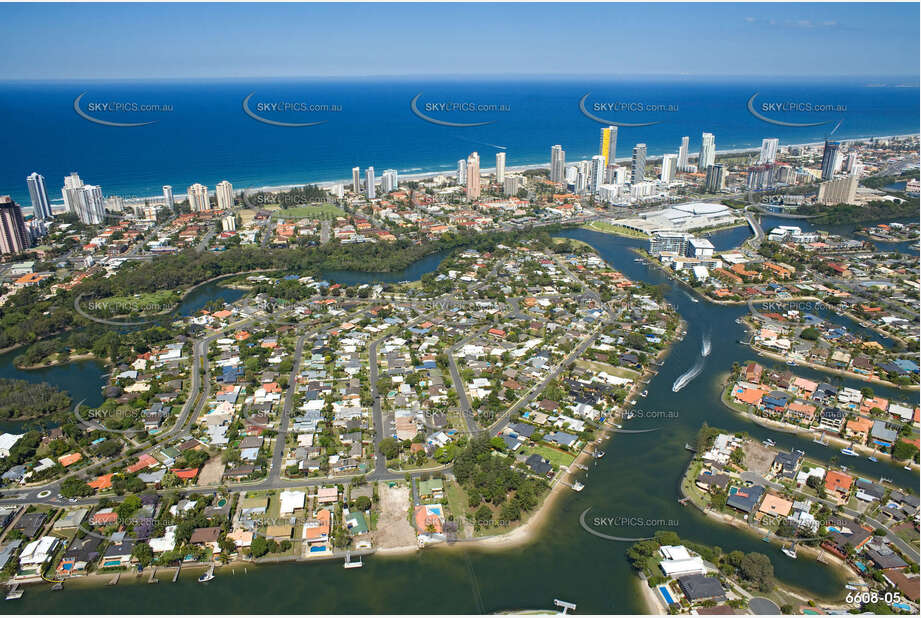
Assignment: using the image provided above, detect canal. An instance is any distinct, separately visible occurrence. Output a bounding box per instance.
[6,224,918,613]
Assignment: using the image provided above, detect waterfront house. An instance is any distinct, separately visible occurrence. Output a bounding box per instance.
[864,539,908,571]
[770,450,802,479]
[100,539,135,568]
[845,417,874,443]
[18,536,61,574]
[56,536,101,577]
[870,421,898,449]
[525,454,553,478]
[189,527,222,553]
[824,470,854,503]
[677,574,726,602]
[758,493,793,519]
[658,545,706,577]
[818,407,845,432]
[726,484,764,514]
[694,472,729,494]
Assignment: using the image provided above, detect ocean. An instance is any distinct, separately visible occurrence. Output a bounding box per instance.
[0,76,918,207]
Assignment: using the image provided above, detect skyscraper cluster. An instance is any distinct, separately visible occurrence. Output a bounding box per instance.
[0,195,29,255]
[26,172,52,221]
[62,172,105,225]
[550,145,566,183]
[187,183,211,211]
[466,152,480,200]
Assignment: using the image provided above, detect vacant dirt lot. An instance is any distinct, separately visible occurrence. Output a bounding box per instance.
[376,482,416,551]
[198,457,226,486]
[743,440,775,476]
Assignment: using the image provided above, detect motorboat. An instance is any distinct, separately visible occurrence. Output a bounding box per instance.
[198,564,215,583]
[781,542,797,559]
[841,447,858,457]
[762,438,775,447]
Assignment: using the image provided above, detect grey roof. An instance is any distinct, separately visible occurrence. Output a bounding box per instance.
[727,484,764,513]
[677,574,725,601]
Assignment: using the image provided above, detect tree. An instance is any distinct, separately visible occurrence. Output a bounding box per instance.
[799,327,820,341]
[132,542,154,567]
[474,505,492,528]
[60,476,93,498]
[353,496,372,511]
[116,494,142,521]
[250,536,269,558]
[738,552,774,592]
[892,440,919,462]
[379,437,399,459]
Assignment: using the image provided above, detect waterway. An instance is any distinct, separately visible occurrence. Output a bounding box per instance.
[6,225,919,614]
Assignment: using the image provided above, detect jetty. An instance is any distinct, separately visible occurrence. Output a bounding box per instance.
[554,599,577,614]
[6,583,23,600]
[172,566,181,582]
[684,443,697,452]
[148,568,159,584]
[106,573,120,586]
[344,551,363,569]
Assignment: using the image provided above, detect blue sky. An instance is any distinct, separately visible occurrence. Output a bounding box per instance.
[1,2,918,79]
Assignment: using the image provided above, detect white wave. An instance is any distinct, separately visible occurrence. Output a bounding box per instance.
[701,334,711,357]
[672,358,705,392]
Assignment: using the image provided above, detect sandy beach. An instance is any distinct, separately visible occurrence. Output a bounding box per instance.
[105,133,918,205]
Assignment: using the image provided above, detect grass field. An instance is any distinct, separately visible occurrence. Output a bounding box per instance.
[89,290,180,315]
[575,359,640,379]
[270,204,345,219]
[582,220,650,239]
[519,443,575,468]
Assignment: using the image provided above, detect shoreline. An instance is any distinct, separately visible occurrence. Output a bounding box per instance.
[45,132,917,207]
[678,455,856,606]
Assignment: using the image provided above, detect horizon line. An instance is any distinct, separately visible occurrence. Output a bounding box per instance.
[1,73,919,84]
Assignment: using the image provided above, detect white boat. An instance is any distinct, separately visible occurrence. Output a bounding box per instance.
[628,400,637,405]
[868,456,878,463]
[786,360,797,366]
[781,542,797,559]
[762,439,775,447]
[593,450,605,459]
[640,390,648,397]
[905,464,913,471]
[841,447,858,457]
[572,481,585,492]
[198,564,215,583]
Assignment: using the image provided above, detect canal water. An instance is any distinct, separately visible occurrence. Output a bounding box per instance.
[7,225,919,614]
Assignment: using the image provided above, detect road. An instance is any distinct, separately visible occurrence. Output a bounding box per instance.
[446,325,491,436]
[740,470,919,564]
[268,333,307,482]
[0,317,254,505]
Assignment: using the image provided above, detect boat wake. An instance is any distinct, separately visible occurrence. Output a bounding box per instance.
[701,334,711,357]
[672,358,705,392]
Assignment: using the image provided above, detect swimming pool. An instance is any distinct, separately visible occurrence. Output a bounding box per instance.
[658,585,675,605]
